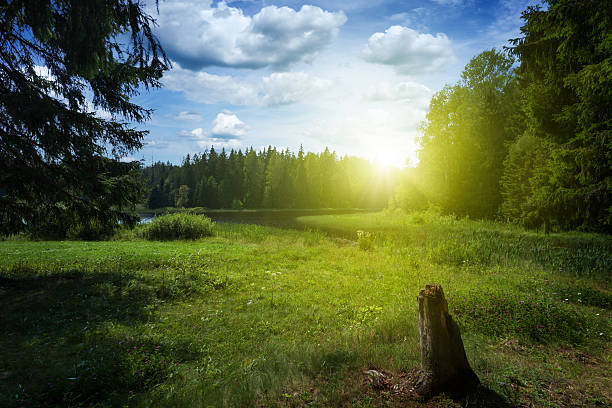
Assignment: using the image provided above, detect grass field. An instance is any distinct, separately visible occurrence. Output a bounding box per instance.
[0,211,610,407]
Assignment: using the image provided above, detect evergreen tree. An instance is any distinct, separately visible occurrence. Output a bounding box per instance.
[294,145,309,208]
[504,0,612,231]
[175,185,191,208]
[243,148,264,208]
[0,0,168,234]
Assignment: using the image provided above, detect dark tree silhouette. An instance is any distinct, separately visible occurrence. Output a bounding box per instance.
[0,0,169,235]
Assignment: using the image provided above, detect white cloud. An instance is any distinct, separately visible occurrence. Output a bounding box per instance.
[163,67,259,105]
[261,72,331,106]
[164,65,330,106]
[211,111,247,138]
[181,111,246,148]
[119,156,139,163]
[173,111,204,122]
[154,2,346,70]
[362,25,455,75]
[143,139,170,149]
[182,128,206,140]
[366,81,431,106]
[390,12,410,21]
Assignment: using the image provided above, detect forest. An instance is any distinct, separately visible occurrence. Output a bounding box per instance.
[143,146,399,210]
[395,2,611,233]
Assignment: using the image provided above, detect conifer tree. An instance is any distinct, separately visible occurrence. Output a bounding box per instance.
[0,0,168,234]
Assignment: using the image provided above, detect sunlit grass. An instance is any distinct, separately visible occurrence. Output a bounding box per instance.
[0,212,610,407]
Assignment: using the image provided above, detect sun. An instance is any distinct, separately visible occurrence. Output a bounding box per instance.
[368,146,412,169]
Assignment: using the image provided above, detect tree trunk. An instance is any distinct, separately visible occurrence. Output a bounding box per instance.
[414,284,479,397]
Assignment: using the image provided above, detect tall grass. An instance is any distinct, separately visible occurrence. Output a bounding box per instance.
[137,213,214,240]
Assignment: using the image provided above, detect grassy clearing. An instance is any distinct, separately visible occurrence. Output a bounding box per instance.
[0,212,610,407]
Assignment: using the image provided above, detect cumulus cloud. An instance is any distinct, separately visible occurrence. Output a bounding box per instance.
[362,25,455,75]
[261,72,331,106]
[164,65,330,106]
[211,111,247,139]
[154,1,346,70]
[163,67,259,105]
[366,81,431,107]
[181,111,247,150]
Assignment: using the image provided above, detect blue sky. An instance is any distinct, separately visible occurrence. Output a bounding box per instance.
[127,0,540,167]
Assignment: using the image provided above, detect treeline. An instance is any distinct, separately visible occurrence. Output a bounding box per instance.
[143,146,398,210]
[394,0,611,232]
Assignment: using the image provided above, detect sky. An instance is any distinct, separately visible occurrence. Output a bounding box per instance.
[128,0,541,167]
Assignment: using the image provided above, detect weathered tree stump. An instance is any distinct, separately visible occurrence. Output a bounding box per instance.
[414,284,479,398]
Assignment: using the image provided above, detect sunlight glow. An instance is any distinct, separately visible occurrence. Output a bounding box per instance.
[367,146,408,169]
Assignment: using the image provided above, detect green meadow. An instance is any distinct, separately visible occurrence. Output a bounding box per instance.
[1,212,610,407]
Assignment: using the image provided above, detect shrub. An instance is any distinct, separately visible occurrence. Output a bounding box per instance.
[67,218,115,241]
[138,213,214,240]
[357,230,374,251]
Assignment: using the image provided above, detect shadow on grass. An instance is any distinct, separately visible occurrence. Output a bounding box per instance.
[0,269,194,408]
[457,385,512,408]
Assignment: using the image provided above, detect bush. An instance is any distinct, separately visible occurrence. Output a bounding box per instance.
[138,213,214,240]
[357,230,374,251]
[67,218,115,241]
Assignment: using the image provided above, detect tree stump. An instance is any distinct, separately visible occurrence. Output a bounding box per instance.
[414,284,479,398]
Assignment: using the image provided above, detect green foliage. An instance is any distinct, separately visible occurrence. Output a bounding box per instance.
[391,168,427,213]
[356,230,374,251]
[500,133,551,228]
[416,49,519,218]
[138,213,215,240]
[503,0,612,231]
[143,146,399,211]
[413,0,612,233]
[0,1,169,235]
[66,218,116,241]
[175,185,191,208]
